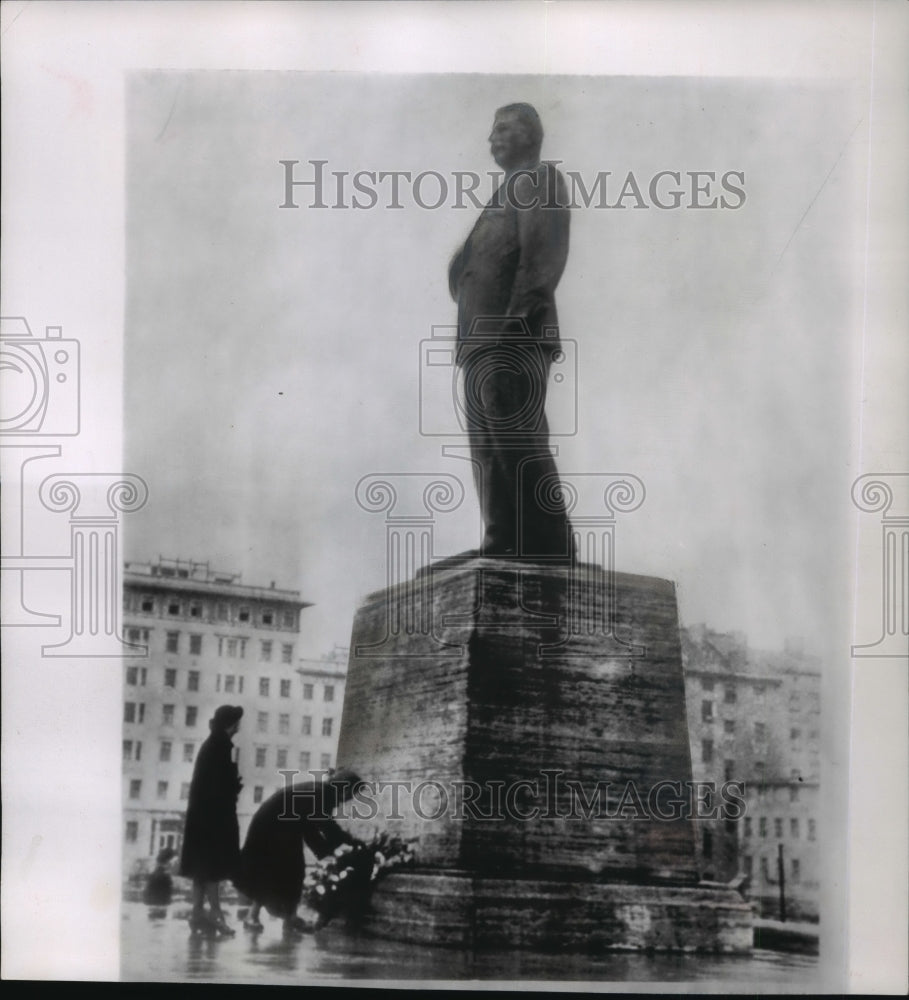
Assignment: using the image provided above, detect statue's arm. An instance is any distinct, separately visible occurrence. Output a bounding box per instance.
[506,167,570,321]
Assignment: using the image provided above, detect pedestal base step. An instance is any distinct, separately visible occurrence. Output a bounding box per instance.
[355,871,753,954]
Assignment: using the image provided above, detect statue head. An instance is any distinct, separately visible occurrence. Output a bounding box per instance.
[489,103,543,170]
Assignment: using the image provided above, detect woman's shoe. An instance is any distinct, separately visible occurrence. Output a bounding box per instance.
[243,918,265,932]
[189,912,215,935]
[209,913,236,936]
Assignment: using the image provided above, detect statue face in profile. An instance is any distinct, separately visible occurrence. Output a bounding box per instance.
[487,111,536,170]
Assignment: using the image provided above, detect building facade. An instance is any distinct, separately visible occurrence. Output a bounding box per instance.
[682,624,821,920]
[122,558,347,873]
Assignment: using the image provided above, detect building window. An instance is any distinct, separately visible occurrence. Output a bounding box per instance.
[135,742,143,761]
[744,817,752,838]
[166,632,180,654]
[279,714,290,735]
[140,596,155,613]
[760,856,770,880]
[189,635,203,656]
[724,759,735,781]
[701,678,714,692]
[301,716,312,736]
[238,676,244,694]
[183,743,195,763]
[164,667,177,687]
[239,639,248,659]
[299,751,311,771]
[159,741,172,763]
[238,607,251,623]
[759,816,768,838]
[282,644,294,664]
[724,685,737,704]
[808,819,817,841]
[303,683,314,700]
[190,602,202,618]
[123,740,133,761]
[322,718,333,737]
[162,704,174,726]
[224,675,235,693]
[125,821,139,843]
[187,670,200,692]
[185,706,198,727]
[262,611,274,626]
[276,748,288,769]
[259,677,271,697]
[791,859,801,883]
[129,779,142,800]
[124,702,136,723]
[261,641,273,663]
[723,720,735,735]
[283,611,296,629]
[774,818,783,838]
[167,602,180,616]
[255,747,267,768]
[253,786,264,804]
[320,753,331,770]
[754,722,766,741]
[742,855,753,877]
[227,638,238,658]
[701,700,714,722]
[157,781,168,800]
[755,761,765,780]
[180,783,190,800]
[790,728,802,749]
[790,786,800,803]
[702,830,713,860]
[701,739,713,763]
[280,679,291,698]
[790,818,800,838]
[217,603,229,622]
[324,685,335,703]
[257,711,268,733]
[126,666,138,685]
[128,627,150,645]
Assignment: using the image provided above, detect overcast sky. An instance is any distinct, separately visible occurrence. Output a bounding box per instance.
[124,71,860,662]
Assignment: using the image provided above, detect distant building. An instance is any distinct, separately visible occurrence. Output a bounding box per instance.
[682,625,821,920]
[121,557,347,872]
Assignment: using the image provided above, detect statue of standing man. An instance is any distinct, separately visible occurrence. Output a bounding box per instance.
[448,103,574,559]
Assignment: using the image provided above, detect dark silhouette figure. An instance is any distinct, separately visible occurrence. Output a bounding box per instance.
[233,770,363,934]
[448,103,573,559]
[180,704,244,935]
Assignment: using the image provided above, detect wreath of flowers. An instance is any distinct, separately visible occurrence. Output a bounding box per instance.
[302,831,417,919]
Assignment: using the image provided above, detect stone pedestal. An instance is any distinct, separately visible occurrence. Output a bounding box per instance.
[336,558,752,953]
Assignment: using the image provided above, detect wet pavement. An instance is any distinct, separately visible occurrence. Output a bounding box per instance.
[121,899,823,988]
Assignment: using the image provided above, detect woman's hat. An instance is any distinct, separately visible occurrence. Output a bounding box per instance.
[211,704,244,730]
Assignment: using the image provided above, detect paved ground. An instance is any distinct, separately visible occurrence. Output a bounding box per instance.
[121,899,822,987]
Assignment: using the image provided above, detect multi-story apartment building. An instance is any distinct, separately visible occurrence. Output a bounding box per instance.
[682,624,821,920]
[121,557,347,873]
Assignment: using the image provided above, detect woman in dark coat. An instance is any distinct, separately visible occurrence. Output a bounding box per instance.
[234,770,363,934]
[180,704,244,934]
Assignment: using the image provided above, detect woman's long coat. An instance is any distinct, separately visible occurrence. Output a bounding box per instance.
[179,729,242,880]
[233,781,349,918]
